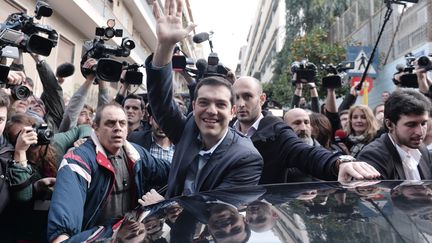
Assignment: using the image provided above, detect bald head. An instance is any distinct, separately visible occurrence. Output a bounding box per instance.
[284,108,312,140]
[235,76,263,94]
[233,76,266,132]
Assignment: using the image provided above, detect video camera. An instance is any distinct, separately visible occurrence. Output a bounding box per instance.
[173,32,229,80]
[0,62,31,100]
[81,19,135,82]
[0,1,58,56]
[321,61,354,88]
[393,53,419,88]
[122,63,143,85]
[290,59,317,85]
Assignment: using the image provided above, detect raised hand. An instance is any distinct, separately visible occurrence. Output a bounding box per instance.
[152,0,196,66]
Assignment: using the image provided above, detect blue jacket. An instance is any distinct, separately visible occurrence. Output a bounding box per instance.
[47,132,170,242]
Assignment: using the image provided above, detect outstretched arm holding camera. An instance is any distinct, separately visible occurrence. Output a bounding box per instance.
[31,54,65,133]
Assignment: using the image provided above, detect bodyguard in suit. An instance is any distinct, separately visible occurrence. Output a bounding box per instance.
[144,0,263,199]
[358,89,432,179]
[232,76,381,183]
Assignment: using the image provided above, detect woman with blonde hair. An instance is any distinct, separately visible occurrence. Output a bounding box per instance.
[344,104,379,157]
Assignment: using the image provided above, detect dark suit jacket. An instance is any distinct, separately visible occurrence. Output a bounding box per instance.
[250,113,340,183]
[127,128,153,150]
[357,133,432,179]
[146,56,263,198]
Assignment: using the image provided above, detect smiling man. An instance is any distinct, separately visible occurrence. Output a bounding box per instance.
[358,89,432,179]
[144,0,263,198]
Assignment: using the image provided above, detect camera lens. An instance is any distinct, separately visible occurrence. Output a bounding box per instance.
[96,58,123,82]
[11,85,31,100]
[104,28,115,39]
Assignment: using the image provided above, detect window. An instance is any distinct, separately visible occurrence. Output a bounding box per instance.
[57,36,75,64]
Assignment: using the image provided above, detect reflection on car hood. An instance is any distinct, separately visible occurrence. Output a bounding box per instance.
[110,180,432,243]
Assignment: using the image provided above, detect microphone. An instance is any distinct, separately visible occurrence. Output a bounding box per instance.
[56,62,75,78]
[192,32,210,44]
[334,129,348,143]
[395,63,405,73]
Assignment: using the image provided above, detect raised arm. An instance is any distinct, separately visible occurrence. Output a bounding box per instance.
[145,0,196,144]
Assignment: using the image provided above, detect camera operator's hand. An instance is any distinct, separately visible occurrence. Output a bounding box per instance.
[414,59,431,93]
[152,0,196,66]
[350,84,360,96]
[7,70,26,86]
[82,58,97,81]
[307,82,316,89]
[14,126,37,167]
[15,126,37,151]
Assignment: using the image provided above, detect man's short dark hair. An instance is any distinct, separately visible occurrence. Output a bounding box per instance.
[0,89,10,108]
[94,102,124,126]
[123,94,145,110]
[373,103,384,115]
[194,76,235,106]
[339,109,349,117]
[384,89,432,124]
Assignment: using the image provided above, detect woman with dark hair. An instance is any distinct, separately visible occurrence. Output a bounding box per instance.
[309,113,332,149]
[4,113,57,242]
[309,112,349,154]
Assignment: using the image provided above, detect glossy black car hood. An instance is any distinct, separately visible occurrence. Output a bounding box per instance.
[110,180,432,242]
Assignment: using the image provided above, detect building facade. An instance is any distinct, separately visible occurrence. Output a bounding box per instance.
[0,0,198,105]
[239,0,286,83]
[329,0,432,107]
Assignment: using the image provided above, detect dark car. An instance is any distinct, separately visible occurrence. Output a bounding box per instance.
[102,180,432,242]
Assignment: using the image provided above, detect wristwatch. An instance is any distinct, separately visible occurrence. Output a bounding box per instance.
[333,155,357,176]
[338,155,356,163]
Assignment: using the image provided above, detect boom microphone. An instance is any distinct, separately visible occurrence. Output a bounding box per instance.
[192,32,210,44]
[56,62,75,78]
[395,63,405,73]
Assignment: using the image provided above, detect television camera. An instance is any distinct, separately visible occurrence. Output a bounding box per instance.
[81,19,135,82]
[321,61,354,88]
[172,31,229,80]
[0,1,58,56]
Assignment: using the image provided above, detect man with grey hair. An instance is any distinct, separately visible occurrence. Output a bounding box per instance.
[283,108,318,146]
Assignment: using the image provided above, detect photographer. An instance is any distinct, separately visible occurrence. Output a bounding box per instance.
[291,76,320,113]
[10,53,64,133]
[3,113,57,242]
[58,58,110,132]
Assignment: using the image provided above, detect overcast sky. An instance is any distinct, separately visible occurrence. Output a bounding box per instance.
[189,0,260,71]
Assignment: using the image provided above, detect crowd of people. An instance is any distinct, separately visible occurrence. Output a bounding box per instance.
[0,0,431,242]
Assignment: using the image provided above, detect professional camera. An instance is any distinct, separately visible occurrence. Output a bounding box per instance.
[321,61,354,88]
[33,123,53,145]
[0,63,31,100]
[122,63,143,85]
[190,32,229,80]
[291,59,317,85]
[0,1,58,56]
[81,19,135,82]
[393,53,418,88]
